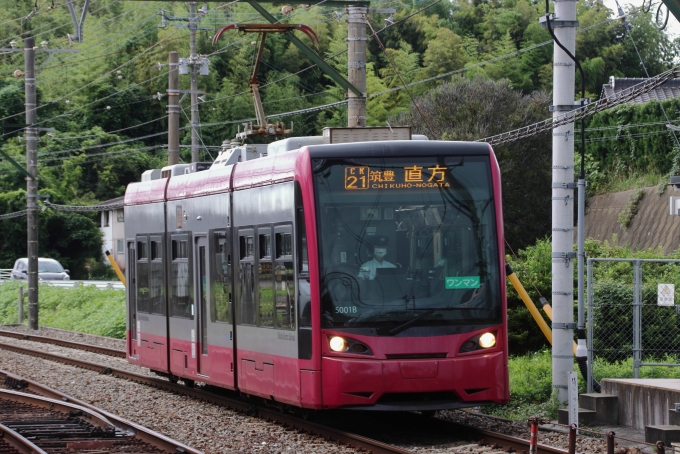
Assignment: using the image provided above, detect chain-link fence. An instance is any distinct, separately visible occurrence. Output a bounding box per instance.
[587,258,680,393]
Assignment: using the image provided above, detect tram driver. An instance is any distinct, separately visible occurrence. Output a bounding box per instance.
[358,235,396,280]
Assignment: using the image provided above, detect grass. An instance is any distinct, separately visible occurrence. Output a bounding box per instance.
[590,171,666,196]
[4,280,679,422]
[484,349,561,420]
[0,281,126,338]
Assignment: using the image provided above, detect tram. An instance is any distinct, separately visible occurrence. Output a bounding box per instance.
[124,127,509,411]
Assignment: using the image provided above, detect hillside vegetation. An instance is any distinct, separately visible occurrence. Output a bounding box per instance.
[0,0,677,269]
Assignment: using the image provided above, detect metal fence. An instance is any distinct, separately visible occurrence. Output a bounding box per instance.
[587,258,680,393]
[0,269,11,281]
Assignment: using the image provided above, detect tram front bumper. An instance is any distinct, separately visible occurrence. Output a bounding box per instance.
[320,352,507,410]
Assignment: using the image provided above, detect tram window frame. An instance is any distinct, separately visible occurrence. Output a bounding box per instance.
[136,236,150,314]
[274,224,295,330]
[237,229,256,326]
[149,235,165,316]
[170,234,193,319]
[211,230,231,324]
[296,183,311,328]
[258,227,274,328]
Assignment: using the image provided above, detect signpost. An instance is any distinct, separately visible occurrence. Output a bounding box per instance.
[568,371,579,427]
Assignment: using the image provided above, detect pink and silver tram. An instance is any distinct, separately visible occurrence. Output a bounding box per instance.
[124,133,509,411]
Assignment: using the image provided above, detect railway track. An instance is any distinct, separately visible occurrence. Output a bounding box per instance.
[0,377,200,453]
[0,329,125,358]
[0,330,568,454]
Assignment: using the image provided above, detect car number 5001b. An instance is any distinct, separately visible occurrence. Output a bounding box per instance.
[335,306,357,314]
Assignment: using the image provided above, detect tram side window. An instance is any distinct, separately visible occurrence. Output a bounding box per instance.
[238,234,256,325]
[170,237,193,319]
[149,237,164,315]
[136,237,150,313]
[275,231,295,330]
[211,231,230,323]
[259,232,274,327]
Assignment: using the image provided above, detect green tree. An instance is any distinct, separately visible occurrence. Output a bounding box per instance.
[394,77,552,251]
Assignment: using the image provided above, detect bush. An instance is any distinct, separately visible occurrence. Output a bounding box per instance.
[506,236,680,355]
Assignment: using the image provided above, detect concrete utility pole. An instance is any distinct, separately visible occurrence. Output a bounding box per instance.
[189,2,200,163]
[347,6,367,127]
[24,37,39,330]
[168,51,180,166]
[541,0,579,402]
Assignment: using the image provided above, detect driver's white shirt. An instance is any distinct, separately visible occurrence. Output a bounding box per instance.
[358,259,397,280]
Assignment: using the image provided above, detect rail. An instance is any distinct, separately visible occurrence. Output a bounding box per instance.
[0,371,203,454]
[0,269,11,281]
[0,337,568,454]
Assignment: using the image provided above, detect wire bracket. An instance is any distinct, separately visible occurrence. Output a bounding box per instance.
[552,252,577,267]
[552,182,577,189]
[553,322,577,330]
[539,16,579,28]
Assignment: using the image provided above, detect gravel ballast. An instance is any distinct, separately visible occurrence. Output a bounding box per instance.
[0,325,651,453]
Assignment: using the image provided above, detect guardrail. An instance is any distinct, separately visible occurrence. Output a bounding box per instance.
[0,269,11,281]
[46,280,125,290]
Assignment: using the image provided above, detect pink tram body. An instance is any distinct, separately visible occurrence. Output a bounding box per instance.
[124,139,509,411]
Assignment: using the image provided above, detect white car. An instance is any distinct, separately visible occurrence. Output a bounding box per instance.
[11,258,70,281]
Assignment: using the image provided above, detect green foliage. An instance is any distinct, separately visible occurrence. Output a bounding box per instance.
[507,236,680,355]
[617,187,644,229]
[485,349,562,420]
[0,281,125,338]
[0,0,677,282]
[395,77,552,250]
[585,99,680,195]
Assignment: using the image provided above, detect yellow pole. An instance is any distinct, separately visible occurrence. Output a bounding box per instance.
[506,264,553,345]
[537,297,577,356]
[106,250,126,287]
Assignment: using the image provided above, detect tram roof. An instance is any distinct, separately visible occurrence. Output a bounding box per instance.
[125,140,494,206]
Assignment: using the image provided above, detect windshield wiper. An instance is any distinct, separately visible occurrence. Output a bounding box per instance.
[387,309,436,336]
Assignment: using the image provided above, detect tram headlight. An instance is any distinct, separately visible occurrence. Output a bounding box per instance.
[329,336,348,352]
[479,332,496,349]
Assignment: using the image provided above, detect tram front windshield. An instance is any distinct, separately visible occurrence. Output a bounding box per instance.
[312,155,502,335]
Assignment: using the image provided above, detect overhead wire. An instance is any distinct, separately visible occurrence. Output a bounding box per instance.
[365,17,440,138]
[0,0,631,164]
[0,28,181,140]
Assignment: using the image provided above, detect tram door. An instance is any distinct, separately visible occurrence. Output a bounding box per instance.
[168,233,198,381]
[195,235,209,377]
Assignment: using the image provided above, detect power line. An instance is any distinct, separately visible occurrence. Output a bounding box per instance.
[0,31,180,140]
[478,67,680,146]
[0,210,28,220]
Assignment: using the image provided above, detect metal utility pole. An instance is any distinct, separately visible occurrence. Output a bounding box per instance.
[168,51,180,166]
[24,37,39,330]
[189,2,200,163]
[66,0,90,43]
[540,0,578,402]
[347,6,367,127]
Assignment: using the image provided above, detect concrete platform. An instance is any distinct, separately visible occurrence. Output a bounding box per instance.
[602,379,680,429]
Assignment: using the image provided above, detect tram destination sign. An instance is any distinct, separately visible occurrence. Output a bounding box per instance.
[343,165,451,190]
